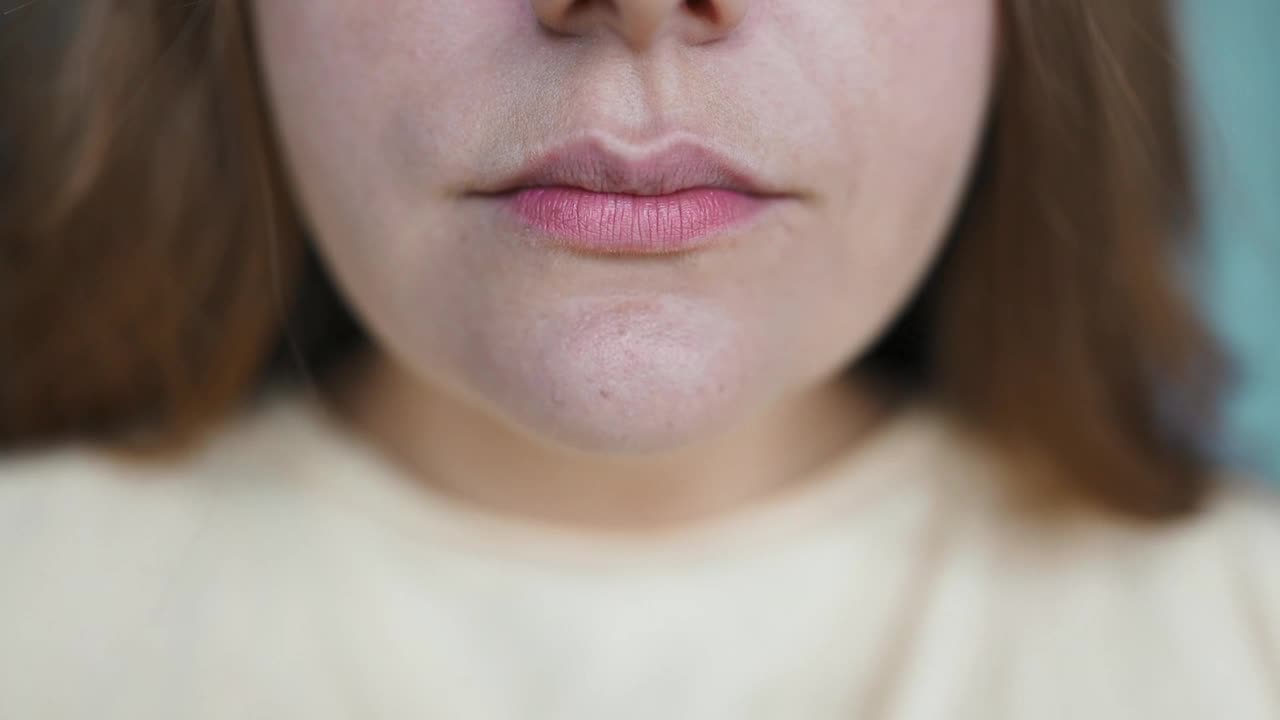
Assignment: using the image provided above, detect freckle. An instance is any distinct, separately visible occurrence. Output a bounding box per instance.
[599,388,612,400]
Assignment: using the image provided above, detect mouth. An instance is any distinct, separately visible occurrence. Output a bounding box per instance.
[472,138,790,255]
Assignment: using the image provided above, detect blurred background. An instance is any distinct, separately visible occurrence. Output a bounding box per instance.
[1182,0,1280,483]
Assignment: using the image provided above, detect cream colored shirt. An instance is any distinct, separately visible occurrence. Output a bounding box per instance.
[0,393,1277,719]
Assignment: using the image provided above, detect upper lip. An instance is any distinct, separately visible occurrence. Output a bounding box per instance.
[483,137,780,197]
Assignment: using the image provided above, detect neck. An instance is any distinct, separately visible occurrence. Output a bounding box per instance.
[327,353,893,531]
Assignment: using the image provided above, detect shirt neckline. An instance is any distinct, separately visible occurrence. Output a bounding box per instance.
[253,388,955,572]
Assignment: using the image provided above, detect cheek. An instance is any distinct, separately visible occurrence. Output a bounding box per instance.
[773,1,997,371]
[251,0,518,228]
[819,1,996,228]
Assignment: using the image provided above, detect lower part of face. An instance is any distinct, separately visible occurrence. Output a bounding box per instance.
[253,0,997,452]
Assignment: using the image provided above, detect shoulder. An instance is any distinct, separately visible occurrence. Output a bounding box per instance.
[0,441,219,566]
[977,464,1280,632]
[1114,478,1280,639]
[0,393,321,549]
[1139,478,1280,645]
[0,394,306,584]
[925,413,1280,593]
[919,415,1280,715]
[0,391,340,620]
[0,391,364,717]
[1046,475,1280,597]
[973,474,1280,717]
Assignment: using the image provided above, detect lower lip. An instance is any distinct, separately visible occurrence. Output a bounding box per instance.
[503,187,769,254]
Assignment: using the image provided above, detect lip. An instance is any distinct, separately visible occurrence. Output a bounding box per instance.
[476,138,787,255]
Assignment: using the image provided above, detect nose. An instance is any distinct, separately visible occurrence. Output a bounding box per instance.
[531,0,748,50]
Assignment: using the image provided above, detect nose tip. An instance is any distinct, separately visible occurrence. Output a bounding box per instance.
[532,0,748,50]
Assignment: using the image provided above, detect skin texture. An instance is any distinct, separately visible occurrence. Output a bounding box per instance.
[252,0,998,527]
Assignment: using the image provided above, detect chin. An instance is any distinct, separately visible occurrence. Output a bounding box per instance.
[485,295,754,454]
[507,373,749,456]
[515,371,749,455]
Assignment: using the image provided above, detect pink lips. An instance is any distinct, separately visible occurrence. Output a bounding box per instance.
[485,139,782,255]
[507,187,766,254]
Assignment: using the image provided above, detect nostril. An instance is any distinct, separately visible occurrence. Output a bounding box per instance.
[535,0,742,45]
[685,0,720,23]
[559,0,600,19]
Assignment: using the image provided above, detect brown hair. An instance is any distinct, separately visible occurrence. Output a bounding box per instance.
[0,0,1225,519]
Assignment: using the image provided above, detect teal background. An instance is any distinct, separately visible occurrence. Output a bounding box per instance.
[1182,1,1280,483]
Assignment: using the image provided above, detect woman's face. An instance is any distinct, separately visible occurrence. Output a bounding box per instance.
[253,0,997,451]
